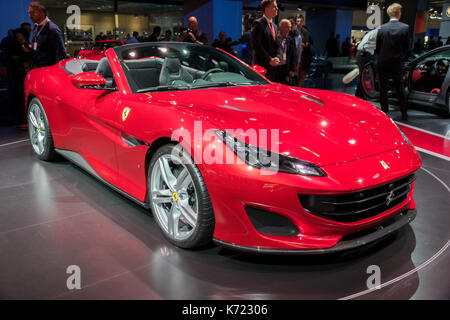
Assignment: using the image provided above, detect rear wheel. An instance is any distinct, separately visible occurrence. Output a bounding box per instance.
[148,144,214,249]
[27,98,57,161]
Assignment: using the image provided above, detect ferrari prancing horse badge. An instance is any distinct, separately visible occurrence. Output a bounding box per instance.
[380,160,390,170]
[122,107,131,121]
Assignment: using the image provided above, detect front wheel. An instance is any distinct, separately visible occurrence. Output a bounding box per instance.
[148,144,215,249]
[28,98,57,161]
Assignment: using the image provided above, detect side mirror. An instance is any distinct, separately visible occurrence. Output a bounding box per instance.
[72,72,106,89]
[252,65,267,76]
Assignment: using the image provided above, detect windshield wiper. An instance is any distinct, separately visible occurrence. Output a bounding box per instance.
[136,85,191,93]
[137,81,261,93]
[192,82,254,89]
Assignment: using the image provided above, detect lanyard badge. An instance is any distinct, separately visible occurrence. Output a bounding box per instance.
[33,21,48,51]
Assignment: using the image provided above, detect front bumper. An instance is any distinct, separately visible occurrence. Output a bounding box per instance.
[213,209,416,255]
[203,143,421,251]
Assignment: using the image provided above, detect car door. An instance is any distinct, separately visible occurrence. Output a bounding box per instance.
[78,89,123,186]
[113,94,151,202]
[61,59,123,186]
[407,47,450,108]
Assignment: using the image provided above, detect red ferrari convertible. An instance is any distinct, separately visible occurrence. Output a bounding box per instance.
[25,43,422,254]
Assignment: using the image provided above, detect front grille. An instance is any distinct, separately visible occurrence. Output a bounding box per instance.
[298,175,415,223]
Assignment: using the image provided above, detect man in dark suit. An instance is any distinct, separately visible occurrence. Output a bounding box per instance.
[376,3,410,120]
[251,0,280,81]
[28,1,66,68]
[326,32,339,57]
[296,14,313,86]
[273,19,296,84]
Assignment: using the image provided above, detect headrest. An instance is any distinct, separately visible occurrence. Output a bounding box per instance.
[95,58,113,78]
[126,58,163,70]
[164,56,181,74]
[219,61,229,71]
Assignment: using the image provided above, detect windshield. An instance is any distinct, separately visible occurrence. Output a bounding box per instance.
[114,42,269,93]
[93,41,123,51]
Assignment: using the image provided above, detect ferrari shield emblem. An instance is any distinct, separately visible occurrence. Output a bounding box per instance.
[122,107,131,121]
[380,160,390,170]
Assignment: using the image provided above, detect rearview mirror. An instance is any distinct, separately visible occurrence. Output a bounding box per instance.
[252,65,267,76]
[72,72,106,89]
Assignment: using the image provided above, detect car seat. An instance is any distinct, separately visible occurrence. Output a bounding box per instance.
[159,54,193,85]
[95,58,114,87]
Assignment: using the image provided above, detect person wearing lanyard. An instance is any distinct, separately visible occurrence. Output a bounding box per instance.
[28,1,66,68]
[274,19,296,84]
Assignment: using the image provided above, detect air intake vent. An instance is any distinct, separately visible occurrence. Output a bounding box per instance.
[300,95,324,106]
[246,207,299,236]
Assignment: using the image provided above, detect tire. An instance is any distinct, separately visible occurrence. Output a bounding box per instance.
[27,97,57,161]
[148,144,215,249]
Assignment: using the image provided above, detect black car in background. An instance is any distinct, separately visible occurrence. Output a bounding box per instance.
[360,45,450,116]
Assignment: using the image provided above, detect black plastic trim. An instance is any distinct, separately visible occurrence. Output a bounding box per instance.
[121,133,149,148]
[213,209,416,255]
[298,174,415,222]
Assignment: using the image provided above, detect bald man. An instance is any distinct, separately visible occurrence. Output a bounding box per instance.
[178,16,208,45]
[273,19,296,84]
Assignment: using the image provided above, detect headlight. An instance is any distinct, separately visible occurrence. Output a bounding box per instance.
[392,121,412,147]
[399,128,412,147]
[215,130,326,177]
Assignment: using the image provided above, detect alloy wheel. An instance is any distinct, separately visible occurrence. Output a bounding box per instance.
[150,153,199,241]
[28,102,47,156]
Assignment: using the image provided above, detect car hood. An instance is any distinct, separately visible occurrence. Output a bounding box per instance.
[150,84,407,167]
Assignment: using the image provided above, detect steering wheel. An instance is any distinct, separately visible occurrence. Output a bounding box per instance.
[417,63,429,72]
[431,59,449,77]
[201,68,223,80]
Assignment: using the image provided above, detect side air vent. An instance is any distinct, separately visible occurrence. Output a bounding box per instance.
[300,95,324,106]
[246,207,299,237]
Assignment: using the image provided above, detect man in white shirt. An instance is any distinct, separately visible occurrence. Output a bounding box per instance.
[355,28,379,99]
[358,28,378,55]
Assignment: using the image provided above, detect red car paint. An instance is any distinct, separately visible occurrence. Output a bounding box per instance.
[25,44,422,252]
[71,71,106,88]
[77,40,125,60]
